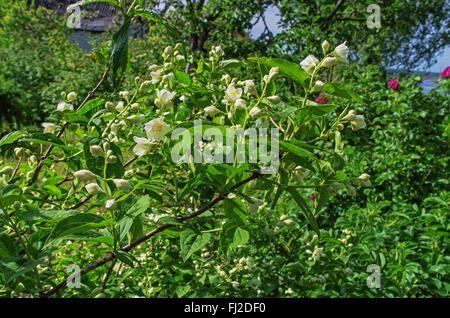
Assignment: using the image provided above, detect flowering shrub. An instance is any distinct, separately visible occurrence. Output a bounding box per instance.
[0,1,374,298]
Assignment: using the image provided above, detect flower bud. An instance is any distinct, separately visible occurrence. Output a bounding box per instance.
[357,173,371,187]
[267,96,280,104]
[74,169,96,181]
[29,155,37,164]
[85,183,102,195]
[342,110,356,122]
[337,123,345,131]
[14,147,25,157]
[314,80,325,91]
[249,107,262,119]
[268,67,279,82]
[284,219,295,227]
[263,75,270,83]
[105,199,117,210]
[90,145,104,157]
[204,105,219,117]
[66,91,77,102]
[113,179,132,190]
[0,166,14,175]
[322,40,330,54]
[322,57,337,68]
[107,155,118,164]
[105,102,115,111]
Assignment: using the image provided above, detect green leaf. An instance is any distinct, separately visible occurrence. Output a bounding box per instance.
[73,0,121,8]
[20,133,77,153]
[110,18,131,87]
[48,214,109,241]
[84,137,124,178]
[0,232,17,257]
[0,130,27,147]
[116,250,137,268]
[76,98,106,115]
[20,209,78,222]
[249,57,309,89]
[180,229,211,262]
[298,104,338,124]
[279,140,317,161]
[175,284,191,297]
[174,71,192,86]
[323,82,364,104]
[0,257,44,283]
[285,187,319,234]
[219,222,249,257]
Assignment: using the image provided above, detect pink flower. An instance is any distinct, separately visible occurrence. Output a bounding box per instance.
[441,67,450,79]
[310,194,316,202]
[315,92,329,104]
[388,78,399,91]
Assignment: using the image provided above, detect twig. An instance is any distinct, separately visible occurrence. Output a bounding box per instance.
[40,172,261,298]
[100,259,117,292]
[8,158,22,182]
[123,155,139,168]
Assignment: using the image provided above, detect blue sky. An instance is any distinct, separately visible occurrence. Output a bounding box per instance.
[250,6,449,73]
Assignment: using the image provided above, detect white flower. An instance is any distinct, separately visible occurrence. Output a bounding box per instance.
[243,80,257,96]
[66,91,77,102]
[225,85,242,103]
[113,179,132,190]
[293,166,309,182]
[85,183,101,195]
[145,118,170,141]
[311,246,324,261]
[351,115,366,131]
[314,80,325,91]
[249,107,262,119]
[231,281,240,289]
[300,55,319,75]
[333,42,349,63]
[133,136,153,157]
[74,169,96,181]
[204,105,219,117]
[110,122,121,135]
[221,74,231,84]
[149,64,160,72]
[105,199,117,210]
[115,101,125,113]
[150,68,162,84]
[57,101,73,112]
[235,99,247,110]
[42,123,57,134]
[89,145,104,157]
[119,91,130,99]
[322,57,337,68]
[155,89,176,107]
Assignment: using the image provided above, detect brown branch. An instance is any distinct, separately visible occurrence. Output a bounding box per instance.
[40,171,261,298]
[321,0,345,22]
[100,259,117,292]
[27,69,109,187]
[8,158,22,182]
[123,155,139,168]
